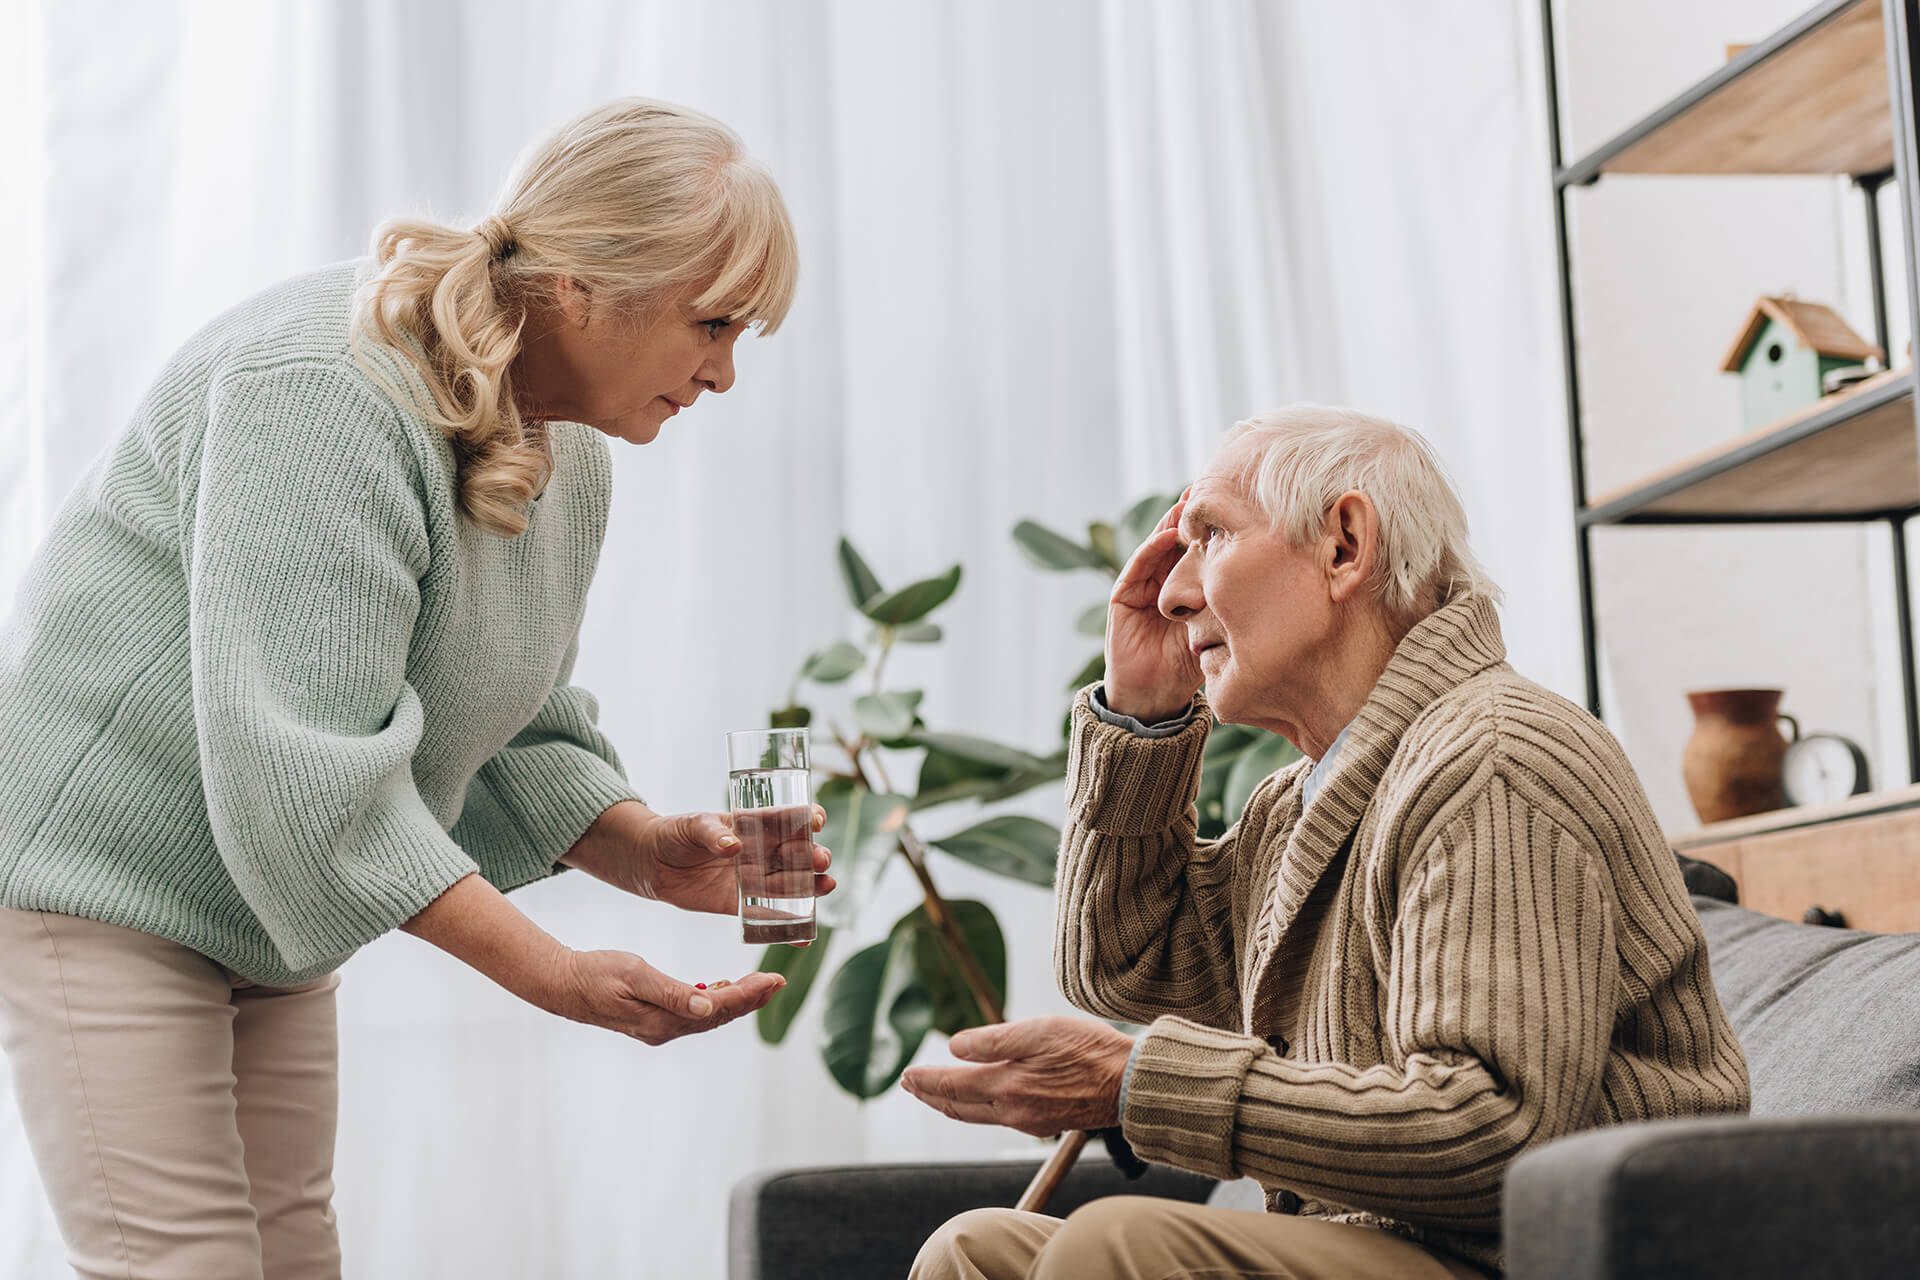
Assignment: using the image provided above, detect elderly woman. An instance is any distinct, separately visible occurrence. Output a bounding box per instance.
[0,98,831,1279]
[904,406,1750,1279]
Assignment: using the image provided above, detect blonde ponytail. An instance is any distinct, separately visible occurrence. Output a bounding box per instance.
[355,215,547,536]
[352,98,799,538]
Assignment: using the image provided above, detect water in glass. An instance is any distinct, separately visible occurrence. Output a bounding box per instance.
[729,766,817,945]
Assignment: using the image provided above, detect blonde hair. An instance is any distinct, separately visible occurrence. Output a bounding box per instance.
[1227,404,1502,623]
[352,98,799,537]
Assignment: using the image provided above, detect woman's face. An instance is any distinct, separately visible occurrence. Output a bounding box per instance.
[516,282,743,445]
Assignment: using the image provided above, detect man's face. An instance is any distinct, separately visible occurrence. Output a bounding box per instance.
[1158,443,1337,738]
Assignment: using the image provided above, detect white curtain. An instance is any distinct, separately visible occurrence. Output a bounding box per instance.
[0,2,1570,1276]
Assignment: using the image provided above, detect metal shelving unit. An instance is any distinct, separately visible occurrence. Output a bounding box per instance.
[1542,0,1920,782]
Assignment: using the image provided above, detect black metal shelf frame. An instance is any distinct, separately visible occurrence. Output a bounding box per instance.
[1541,0,1920,782]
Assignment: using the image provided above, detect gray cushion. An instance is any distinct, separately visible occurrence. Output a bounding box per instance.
[1694,896,1920,1114]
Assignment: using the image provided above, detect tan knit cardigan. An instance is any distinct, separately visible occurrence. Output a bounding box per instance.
[1056,593,1750,1272]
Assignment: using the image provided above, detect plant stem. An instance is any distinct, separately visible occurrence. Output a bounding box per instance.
[871,627,897,694]
[831,726,1005,1026]
[894,822,1006,1025]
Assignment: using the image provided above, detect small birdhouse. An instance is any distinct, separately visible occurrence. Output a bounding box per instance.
[1720,296,1882,432]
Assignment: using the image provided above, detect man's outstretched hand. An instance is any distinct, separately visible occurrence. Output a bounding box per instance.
[901,1016,1136,1138]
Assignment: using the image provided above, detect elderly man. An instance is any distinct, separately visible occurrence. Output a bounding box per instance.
[902,406,1750,1278]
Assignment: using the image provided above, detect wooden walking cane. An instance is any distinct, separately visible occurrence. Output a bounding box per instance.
[1016,1129,1091,1212]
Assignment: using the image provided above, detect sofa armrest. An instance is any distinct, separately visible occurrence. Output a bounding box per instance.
[728,1157,1215,1280]
[1504,1114,1920,1280]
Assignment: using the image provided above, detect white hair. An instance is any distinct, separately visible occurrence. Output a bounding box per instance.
[1226,404,1502,622]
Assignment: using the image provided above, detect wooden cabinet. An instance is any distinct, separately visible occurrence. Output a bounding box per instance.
[1670,785,1920,931]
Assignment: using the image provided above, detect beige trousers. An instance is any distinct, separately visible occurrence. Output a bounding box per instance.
[911,1197,1492,1280]
[0,908,342,1280]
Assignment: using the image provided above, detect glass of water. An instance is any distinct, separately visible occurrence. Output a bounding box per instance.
[725,727,817,946]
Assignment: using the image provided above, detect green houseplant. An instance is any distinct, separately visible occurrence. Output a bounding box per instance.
[755,498,1299,1099]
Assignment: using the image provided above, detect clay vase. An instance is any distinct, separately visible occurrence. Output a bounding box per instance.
[1682,688,1801,825]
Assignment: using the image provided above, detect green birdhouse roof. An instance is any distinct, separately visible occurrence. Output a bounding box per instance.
[1719,296,1883,372]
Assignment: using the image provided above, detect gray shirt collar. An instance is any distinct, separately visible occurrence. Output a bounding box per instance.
[1301,719,1356,811]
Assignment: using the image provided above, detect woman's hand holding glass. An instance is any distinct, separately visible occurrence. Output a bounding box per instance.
[642,804,834,915]
[560,800,835,914]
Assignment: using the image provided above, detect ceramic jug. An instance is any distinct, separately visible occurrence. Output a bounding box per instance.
[1682,688,1800,825]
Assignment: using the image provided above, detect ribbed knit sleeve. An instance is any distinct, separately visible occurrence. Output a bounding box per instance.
[452,637,639,892]
[1054,687,1261,1029]
[184,363,478,974]
[1122,770,1618,1232]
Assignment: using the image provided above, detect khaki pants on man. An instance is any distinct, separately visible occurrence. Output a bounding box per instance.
[911,1197,1491,1280]
[0,907,342,1280]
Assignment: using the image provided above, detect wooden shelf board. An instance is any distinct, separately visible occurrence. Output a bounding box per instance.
[1570,0,1892,179]
[1584,368,1919,522]
[1669,780,1920,849]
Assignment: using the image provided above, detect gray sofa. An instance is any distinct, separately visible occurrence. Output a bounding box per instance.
[1503,895,1920,1279]
[732,891,1920,1279]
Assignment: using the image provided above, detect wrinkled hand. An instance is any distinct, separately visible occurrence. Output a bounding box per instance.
[900,1016,1135,1138]
[540,948,784,1046]
[639,806,835,918]
[1105,492,1202,722]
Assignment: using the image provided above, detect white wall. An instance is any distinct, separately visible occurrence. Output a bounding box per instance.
[1556,0,1915,830]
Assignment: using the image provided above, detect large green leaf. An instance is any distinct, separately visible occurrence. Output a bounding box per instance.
[1201,721,1260,772]
[1221,732,1303,827]
[897,899,1007,1035]
[861,565,963,626]
[815,778,911,930]
[977,749,1068,802]
[1076,603,1109,637]
[755,926,834,1044]
[908,731,1053,774]
[929,815,1059,887]
[801,640,866,684]
[821,930,934,1098]
[912,751,1018,810]
[1196,722,1258,837]
[1065,651,1105,691]
[1119,493,1178,556]
[838,537,884,610]
[911,755,1004,811]
[1012,520,1107,572]
[1087,521,1121,573]
[854,690,924,741]
[910,732,1062,811]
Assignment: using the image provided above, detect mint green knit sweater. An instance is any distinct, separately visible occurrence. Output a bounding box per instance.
[0,262,639,986]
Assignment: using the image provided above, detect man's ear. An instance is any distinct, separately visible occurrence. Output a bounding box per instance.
[1323,491,1379,604]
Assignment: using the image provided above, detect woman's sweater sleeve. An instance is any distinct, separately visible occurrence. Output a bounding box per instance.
[1121,769,1619,1231]
[184,363,478,973]
[451,636,640,891]
[1053,687,1246,1028]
